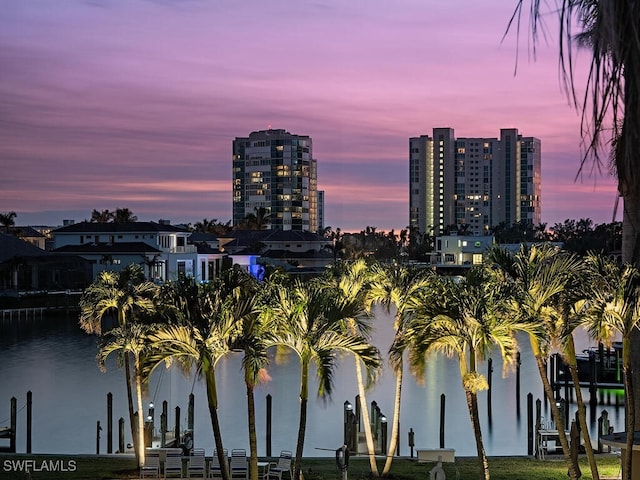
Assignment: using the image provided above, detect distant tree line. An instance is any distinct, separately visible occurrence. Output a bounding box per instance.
[3,209,623,261]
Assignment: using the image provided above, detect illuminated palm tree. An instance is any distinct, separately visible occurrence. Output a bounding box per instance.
[402,268,517,480]
[97,322,155,468]
[507,6,640,469]
[366,262,434,475]
[147,269,252,480]
[325,259,381,476]
[225,269,267,480]
[486,244,583,479]
[267,277,381,480]
[582,253,640,480]
[78,264,156,463]
[552,261,600,480]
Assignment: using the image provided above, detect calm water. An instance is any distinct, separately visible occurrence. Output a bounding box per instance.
[0,310,625,457]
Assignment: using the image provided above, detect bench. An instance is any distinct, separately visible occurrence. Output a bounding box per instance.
[416,448,455,463]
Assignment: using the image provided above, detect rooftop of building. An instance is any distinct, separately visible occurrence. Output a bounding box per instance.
[52,221,189,234]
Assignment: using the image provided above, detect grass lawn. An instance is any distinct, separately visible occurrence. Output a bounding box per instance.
[0,453,622,480]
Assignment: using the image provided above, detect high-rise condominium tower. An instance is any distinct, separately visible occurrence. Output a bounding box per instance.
[232,129,318,231]
[409,128,541,236]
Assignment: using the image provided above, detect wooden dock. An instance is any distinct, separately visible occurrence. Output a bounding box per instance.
[0,307,46,321]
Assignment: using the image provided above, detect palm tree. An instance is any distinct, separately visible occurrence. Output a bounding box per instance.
[90,209,114,223]
[194,218,217,233]
[97,322,155,468]
[243,207,271,230]
[114,208,138,223]
[366,262,433,475]
[225,268,267,480]
[506,1,640,455]
[507,2,640,262]
[147,270,252,480]
[325,260,381,476]
[582,253,640,480]
[0,211,16,232]
[266,277,381,480]
[554,264,600,480]
[486,244,583,479]
[401,268,518,480]
[78,264,157,463]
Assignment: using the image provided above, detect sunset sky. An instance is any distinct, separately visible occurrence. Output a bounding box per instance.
[1,0,621,232]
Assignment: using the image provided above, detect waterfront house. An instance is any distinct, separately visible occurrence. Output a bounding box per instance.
[0,233,92,298]
[51,221,227,283]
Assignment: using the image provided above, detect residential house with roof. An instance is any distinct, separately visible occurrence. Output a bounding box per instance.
[421,234,495,273]
[217,229,333,274]
[0,234,92,296]
[51,221,228,282]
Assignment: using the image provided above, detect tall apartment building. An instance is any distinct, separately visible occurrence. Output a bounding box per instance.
[232,129,319,232]
[409,128,541,236]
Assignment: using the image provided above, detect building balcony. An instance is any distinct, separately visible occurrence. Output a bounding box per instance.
[168,245,197,254]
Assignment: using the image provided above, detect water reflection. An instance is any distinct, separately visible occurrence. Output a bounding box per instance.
[0,311,625,456]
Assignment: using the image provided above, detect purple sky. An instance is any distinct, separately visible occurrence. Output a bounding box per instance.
[0,0,620,232]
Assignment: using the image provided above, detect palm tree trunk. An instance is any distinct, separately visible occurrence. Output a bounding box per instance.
[622,338,635,480]
[355,358,379,476]
[124,353,138,463]
[464,388,489,480]
[533,353,580,480]
[135,357,146,468]
[206,368,230,480]
[566,337,599,480]
[382,361,402,476]
[293,361,309,480]
[294,399,307,480]
[246,381,258,480]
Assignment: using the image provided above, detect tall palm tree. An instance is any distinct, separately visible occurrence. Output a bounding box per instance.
[401,268,518,480]
[97,322,155,468]
[506,1,640,453]
[266,277,381,480]
[366,262,434,475]
[582,253,640,480]
[78,264,157,463]
[486,244,583,479]
[508,2,640,262]
[553,263,600,480]
[225,269,267,480]
[147,270,251,480]
[325,260,381,476]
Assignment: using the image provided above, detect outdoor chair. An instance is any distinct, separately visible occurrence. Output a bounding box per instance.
[164,448,184,478]
[208,449,228,480]
[263,450,292,480]
[187,449,206,478]
[140,448,160,479]
[230,449,248,480]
